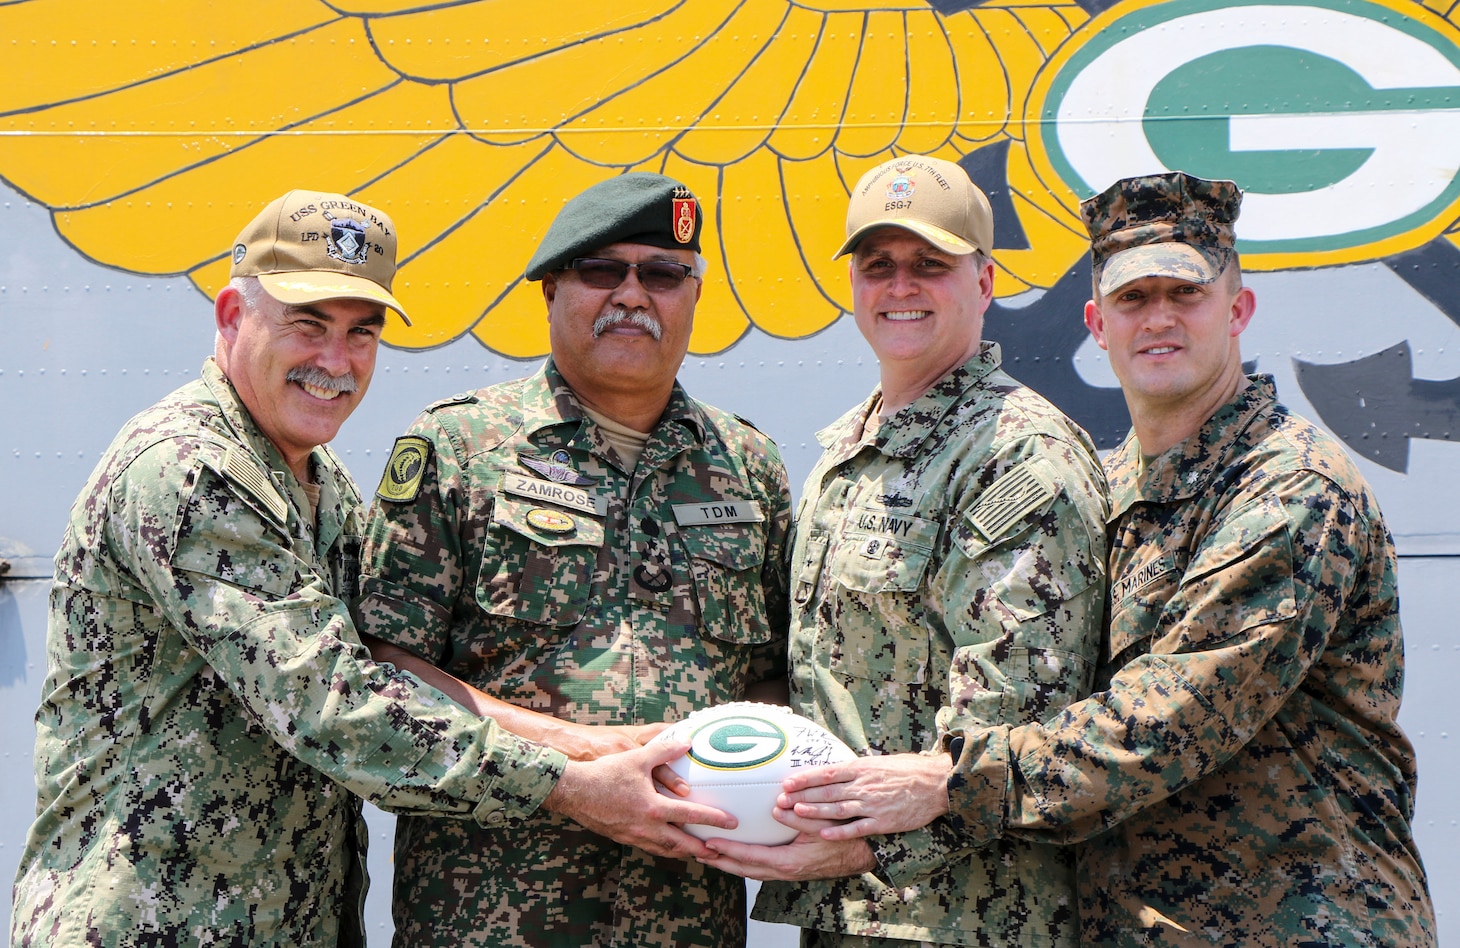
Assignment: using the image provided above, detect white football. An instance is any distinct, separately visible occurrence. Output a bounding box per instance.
[652,701,857,846]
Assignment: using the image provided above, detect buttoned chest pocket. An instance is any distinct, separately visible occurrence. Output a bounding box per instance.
[678,521,771,644]
[1107,492,1296,662]
[476,495,605,627]
[825,506,938,683]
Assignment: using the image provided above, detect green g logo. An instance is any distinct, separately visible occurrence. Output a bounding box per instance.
[1028,0,1460,267]
[688,715,789,771]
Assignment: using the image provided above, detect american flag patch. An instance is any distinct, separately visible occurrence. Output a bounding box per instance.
[968,462,1055,541]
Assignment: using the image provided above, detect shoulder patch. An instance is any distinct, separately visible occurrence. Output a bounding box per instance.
[968,460,1057,542]
[376,435,431,503]
[221,447,289,524]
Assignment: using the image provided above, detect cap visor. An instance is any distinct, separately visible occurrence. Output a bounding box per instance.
[834,220,977,258]
[1098,244,1218,296]
[260,271,411,326]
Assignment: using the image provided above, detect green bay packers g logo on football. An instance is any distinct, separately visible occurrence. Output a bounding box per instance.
[1028,0,1460,268]
[688,714,789,771]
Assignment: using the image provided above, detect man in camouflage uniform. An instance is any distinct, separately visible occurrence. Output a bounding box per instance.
[753,172,1438,946]
[12,189,731,948]
[353,173,792,947]
[704,155,1110,946]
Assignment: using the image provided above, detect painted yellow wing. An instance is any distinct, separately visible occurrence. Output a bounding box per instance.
[0,0,1089,355]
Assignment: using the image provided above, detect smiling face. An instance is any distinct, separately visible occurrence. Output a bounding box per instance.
[215,279,384,481]
[541,241,700,421]
[850,227,994,407]
[1084,265,1256,449]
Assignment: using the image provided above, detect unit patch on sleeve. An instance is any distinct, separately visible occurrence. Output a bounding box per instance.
[376,435,431,503]
[967,460,1056,542]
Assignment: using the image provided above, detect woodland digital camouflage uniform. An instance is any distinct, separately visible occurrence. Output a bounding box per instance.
[946,376,1436,946]
[13,359,566,948]
[354,358,792,947]
[753,344,1109,946]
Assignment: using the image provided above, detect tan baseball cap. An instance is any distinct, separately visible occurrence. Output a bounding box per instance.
[229,189,410,324]
[835,155,994,258]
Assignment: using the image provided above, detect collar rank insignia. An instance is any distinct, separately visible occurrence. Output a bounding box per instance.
[519,451,594,486]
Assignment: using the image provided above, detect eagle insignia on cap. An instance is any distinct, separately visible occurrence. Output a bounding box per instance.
[672,187,697,245]
[325,215,369,265]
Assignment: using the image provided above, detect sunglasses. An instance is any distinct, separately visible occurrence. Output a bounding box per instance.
[561,257,697,293]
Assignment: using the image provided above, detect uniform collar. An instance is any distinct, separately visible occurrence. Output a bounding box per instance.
[200,357,304,481]
[519,357,706,445]
[817,342,1003,459]
[1107,374,1278,516]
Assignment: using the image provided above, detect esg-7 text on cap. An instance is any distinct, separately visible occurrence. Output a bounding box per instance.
[836,155,993,259]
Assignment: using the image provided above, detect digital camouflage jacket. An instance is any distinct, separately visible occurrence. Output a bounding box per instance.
[949,376,1436,946]
[355,359,792,948]
[755,345,1110,946]
[13,359,565,948]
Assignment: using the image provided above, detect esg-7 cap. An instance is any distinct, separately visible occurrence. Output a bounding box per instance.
[836,155,993,258]
[1081,171,1242,297]
[525,173,703,281]
[230,189,410,324]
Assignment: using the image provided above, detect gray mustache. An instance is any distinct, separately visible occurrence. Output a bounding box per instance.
[592,308,662,341]
[286,365,359,394]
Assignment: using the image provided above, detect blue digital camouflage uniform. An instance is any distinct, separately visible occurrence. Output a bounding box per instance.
[754,344,1109,946]
[947,376,1436,946]
[354,358,792,947]
[11,359,566,948]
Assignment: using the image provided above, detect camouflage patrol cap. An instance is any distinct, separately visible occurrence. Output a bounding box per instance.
[230,189,410,324]
[836,155,993,258]
[1080,171,1242,296]
[524,173,703,281]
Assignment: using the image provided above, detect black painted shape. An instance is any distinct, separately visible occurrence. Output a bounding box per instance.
[926,0,990,12]
[983,255,1133,448]
[1294,341,1460,473]
[958,141,1030,251]
[1383,238,1460,330]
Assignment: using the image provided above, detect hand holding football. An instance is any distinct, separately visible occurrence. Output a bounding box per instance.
[652,702,857,846]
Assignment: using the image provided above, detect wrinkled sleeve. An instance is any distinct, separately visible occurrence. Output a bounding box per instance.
[355,416,466,662]
[873,435,1110,885]
[944,470,1361,847]
[119,442,565,825]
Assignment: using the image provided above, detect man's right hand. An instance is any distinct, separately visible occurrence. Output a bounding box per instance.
[542,739,736,860]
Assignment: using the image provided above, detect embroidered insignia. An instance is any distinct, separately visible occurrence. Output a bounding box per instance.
[222,448,288,523]
[324,213,369,265]
[672,186,697,245]
[968,461,1056,541]
[502,472,605,515]
[376,435,430,503]
[1112,554,1178,603]
[519,452,594,486]
[526,508,576,535]
[671,500,764,525]
[634,564,673,592]
[886,175,915,201]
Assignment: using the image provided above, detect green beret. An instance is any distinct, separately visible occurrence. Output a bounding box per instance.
[524,173,703,281]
